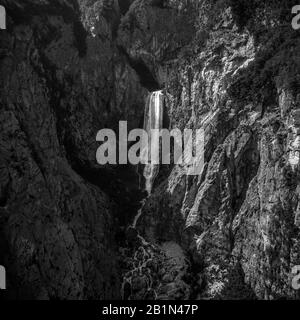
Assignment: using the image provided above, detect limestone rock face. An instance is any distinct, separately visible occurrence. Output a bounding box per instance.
[118,0,197,89]
[1,0,300,300]
[0,0,146,299]
[121,0,300,299]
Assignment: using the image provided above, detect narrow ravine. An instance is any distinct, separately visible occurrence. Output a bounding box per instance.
[119,91,194,300]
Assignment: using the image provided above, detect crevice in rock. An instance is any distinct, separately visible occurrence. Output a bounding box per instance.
[228,135,260,251]
[231,137,260,214]
[117,46,161,92]
[118,0,133,15]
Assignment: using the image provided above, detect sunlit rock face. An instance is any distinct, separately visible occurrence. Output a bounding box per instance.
[120,0,300,300]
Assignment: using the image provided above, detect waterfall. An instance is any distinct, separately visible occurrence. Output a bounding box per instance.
[131,91,163,229]
[142,90,164,195]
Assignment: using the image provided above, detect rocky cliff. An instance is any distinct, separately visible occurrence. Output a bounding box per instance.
[1,0,300,300]
[0,0,146,299]
[118,0,300,300]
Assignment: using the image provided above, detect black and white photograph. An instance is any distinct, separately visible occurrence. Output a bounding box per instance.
[0,0,300,308]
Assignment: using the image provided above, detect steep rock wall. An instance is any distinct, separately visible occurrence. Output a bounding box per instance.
[120,0,300,299]
[0,0,146,299]
[1,0,300,300]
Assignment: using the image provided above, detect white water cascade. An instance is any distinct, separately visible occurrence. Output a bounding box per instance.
[142,90,164,195]
[132,91,163,229]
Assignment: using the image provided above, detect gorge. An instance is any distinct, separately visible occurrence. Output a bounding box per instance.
[0,0,300,300]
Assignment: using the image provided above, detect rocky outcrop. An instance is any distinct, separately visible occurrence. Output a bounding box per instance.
[0,0,146,299]
[119,0,300,299]
[120,237,191,300]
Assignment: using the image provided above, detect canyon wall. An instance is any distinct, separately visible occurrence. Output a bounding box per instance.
[1,0,300,300]
[119,0,300,299]
[0,0,145,299]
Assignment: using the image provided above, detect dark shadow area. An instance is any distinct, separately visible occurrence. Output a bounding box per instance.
[69,158,145,227]
[118,0,133,15]
[149,0,166,9]
[218,263,257,300]
[5,0,87,57]
[118,46,161,92]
